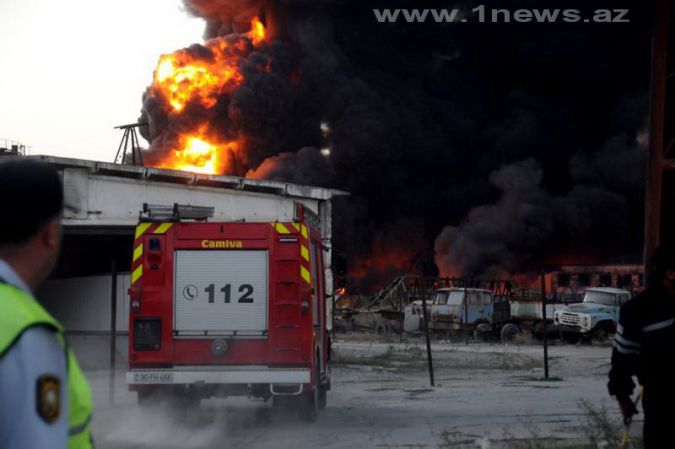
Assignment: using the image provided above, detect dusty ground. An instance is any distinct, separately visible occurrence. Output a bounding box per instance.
[89,334,643,449]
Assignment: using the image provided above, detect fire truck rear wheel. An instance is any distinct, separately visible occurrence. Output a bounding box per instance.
[318,360,327,410]
[299,365,320,422]
[318,385,327,410]
[299,392,318,422]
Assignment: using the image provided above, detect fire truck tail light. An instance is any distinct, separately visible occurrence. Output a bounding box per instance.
[147,237,164,271]
[129,285,142,313]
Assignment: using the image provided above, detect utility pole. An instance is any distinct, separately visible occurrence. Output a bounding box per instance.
[418,277,435,387]
[540,268,549,380]
[645,0,675,273]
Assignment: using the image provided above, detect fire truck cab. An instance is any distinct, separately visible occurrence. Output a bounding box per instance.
[126,203,330,420]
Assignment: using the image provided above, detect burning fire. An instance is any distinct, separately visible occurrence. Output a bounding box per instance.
[153,126,242,175]
[146,17,266,174]
[154,55,241,113]
[247,16,266,46]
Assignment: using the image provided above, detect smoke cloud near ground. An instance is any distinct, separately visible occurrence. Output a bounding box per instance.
[140,0,651,290]
[433,154,637,278]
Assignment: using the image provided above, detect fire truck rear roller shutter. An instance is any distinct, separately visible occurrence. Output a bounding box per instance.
[174,250,269,334]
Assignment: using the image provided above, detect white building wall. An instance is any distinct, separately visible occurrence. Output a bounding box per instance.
[61,168,321,226]
[38,274,131,333]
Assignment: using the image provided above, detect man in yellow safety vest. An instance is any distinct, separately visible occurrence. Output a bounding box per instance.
[0,158,93,449]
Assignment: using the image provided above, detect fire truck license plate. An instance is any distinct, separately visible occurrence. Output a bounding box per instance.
[133,372,174,384]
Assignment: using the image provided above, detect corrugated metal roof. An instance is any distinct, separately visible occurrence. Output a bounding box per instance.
[26,155,349,201]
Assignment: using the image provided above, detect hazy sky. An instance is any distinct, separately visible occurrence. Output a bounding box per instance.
[0,0,204,161]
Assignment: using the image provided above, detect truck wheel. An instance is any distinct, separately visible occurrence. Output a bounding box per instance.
[474,323,492,341]
[560,331,580,344]
[375,320,390,336]
[318,364,327,410]
[593,322,615,343]
[299,388,318,422]
[299,365,320,422]
[532,323,545,341]
[443,329,453,340]
[318,384,327,410]
[500,323,520,343]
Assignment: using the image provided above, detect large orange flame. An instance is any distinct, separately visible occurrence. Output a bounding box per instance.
[247,16,266,47]
[153,126,243,175]
[154,54,242,113]
[147,17,266,175]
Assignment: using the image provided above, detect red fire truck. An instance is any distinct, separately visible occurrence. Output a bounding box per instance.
[126,203,330,420]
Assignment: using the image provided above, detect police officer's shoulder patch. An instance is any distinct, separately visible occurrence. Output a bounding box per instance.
[36,374,61,424]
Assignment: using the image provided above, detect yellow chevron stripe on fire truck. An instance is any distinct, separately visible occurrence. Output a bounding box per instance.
[153,223,174,234]
[270,222,311,284]
[133,244,143,263]
[131,265,143,284]
[135,223,152,239]
[274,223,291,234]
[300,266,311,284]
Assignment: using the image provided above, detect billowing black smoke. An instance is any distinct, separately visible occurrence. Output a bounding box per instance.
[246,146,335,184]
[141,0,651,289]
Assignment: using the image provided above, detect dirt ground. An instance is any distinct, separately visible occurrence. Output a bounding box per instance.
[89,334,643,449]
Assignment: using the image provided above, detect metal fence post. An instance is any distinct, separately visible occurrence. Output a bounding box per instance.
[109,260,118,404]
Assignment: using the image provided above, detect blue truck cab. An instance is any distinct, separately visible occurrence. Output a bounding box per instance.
[429,287,495,333]
[553,287,632,340]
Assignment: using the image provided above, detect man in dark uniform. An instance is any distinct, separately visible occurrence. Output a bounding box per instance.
[608,244,675,447]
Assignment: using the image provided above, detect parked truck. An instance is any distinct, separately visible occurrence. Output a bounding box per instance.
[552,287,632,342]
[403,299,433,333]
[429,287,497,334]
[499,299,569,341]
[420,286,570,341]
[126,203,330,421]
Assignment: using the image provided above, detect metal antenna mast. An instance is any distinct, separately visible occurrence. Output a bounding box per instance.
[114,122,146,165]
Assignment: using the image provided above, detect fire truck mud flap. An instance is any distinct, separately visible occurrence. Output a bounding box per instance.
[127,367,311,386]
